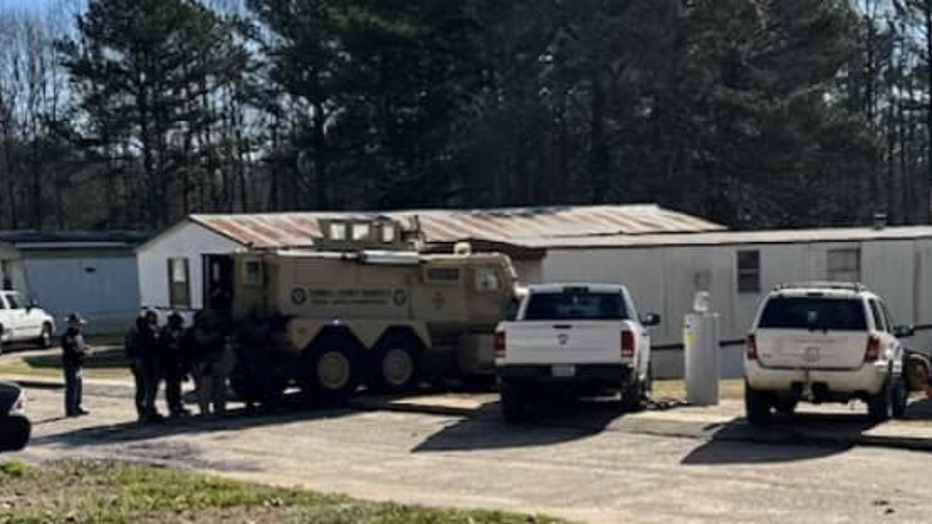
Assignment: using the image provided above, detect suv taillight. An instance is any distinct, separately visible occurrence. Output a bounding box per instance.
[621,331,635,359]
[494,331,506,357]
[746,334,758,360]
[865,334,881,362]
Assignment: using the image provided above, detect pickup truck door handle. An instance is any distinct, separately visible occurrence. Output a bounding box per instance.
[552,325,573,330]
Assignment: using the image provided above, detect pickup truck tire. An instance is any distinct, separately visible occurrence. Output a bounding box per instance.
[500,380,530,423]
[867,377,894,422]
[745,381,772,425]
[38,322,53,349]
[620,378,645,413]
[299,335,361,406]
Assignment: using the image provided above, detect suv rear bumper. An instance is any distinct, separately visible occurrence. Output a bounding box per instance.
[497,364,632,387]
[746,360,889,396]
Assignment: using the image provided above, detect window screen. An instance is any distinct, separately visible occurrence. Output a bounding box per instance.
[168,258,191,308]
[474,268,501,292]
[243,260,262,286]
[737,250,761,294]
[827,249,861,283]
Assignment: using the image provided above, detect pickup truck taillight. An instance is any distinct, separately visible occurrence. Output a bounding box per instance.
[621,331,635,359]
[745,334,758,360]
[865,334,881,362]
[494,331,506,357]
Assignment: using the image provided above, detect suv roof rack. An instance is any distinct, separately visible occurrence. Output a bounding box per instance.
[773,281,867,293]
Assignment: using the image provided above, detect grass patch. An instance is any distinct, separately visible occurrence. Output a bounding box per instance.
[0,460,566,524]
[653,379,745,401]
[0,348,131,381]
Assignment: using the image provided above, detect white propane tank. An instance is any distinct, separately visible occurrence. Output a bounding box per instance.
[684,291,721,406]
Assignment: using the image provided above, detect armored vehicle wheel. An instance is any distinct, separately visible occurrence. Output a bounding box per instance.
[368,334,420,394]
[300,335,360,405]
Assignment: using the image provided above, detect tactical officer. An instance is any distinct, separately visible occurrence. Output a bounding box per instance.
[61,312,88,417]
[130,310,163,422]
[160,312,190,417]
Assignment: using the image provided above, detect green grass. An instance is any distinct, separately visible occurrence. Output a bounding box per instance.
[0,347,131,381]
[0,460,566,524]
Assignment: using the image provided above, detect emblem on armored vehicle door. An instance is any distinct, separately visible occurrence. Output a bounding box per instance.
[291,288,308,305]
[393,289,408,307]
[432,292,446,310]
[558,334,569,346]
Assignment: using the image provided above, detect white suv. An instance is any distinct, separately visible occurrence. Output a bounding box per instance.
[744,282,910,424]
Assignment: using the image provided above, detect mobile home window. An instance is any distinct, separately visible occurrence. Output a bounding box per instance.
[243,260,262,286]
[737,250,761,294]
[329,222,347,241]
[381,224,396,243]
[168,258,191,308]
[827,248,861,283]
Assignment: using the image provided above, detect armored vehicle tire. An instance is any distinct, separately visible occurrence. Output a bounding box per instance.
[300,335,361,406]
[745,381,772,425]
[500,379,530,423]
[368,334,420,394]
[868,377,894,422]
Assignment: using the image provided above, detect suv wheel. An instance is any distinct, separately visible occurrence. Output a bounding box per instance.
[500,379,530,423]
[892,376,908,419]
[744,381,772,425]
[867,377,894,422]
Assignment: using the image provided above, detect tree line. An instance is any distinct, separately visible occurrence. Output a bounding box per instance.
[0,0,927,231]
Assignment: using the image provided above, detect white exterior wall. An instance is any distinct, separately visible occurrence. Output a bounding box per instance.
[137,222,242,312]
[541,238,932,379]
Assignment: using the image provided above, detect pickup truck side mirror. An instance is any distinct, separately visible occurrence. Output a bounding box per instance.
[641,313,662,327]
[894,324,915,338]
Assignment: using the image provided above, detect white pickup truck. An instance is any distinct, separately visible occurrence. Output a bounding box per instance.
[0,291,56,351]
[494,284,660,422]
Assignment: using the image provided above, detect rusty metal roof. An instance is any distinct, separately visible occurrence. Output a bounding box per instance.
[188,205,724,249]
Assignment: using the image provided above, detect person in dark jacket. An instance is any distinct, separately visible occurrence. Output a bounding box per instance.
[160,312,190,417]
[130,310,163,422]
[61,313,88,417]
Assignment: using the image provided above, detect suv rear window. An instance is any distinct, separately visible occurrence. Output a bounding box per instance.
[758,296,867,331]
[524,291,629,321]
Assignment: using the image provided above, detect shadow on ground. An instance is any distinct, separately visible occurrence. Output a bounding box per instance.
[413,398,629,452]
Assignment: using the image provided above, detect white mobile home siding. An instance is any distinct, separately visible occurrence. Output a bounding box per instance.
[541,238,932,378]
[137,221,243,311]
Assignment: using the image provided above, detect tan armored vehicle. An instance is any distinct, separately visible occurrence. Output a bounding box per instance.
[209,217,520,403]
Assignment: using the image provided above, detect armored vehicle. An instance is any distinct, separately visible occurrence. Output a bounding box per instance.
[208,217,520,404]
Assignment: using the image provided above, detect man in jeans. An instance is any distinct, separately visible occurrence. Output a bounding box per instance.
[61,313,88,417]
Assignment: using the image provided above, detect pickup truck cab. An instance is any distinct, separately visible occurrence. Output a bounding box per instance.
[494,283,660,422]
[745,282,910,424]
[0,291,55,350]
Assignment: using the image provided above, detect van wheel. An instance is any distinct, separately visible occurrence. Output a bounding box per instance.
[868,377,894,422]
[892,376,908,419]
[500,379,530,423]
[368,335,420,394]
[620,377,645,413]
[745,381,772,425]
[38,322,53,349]
[299,336,360,406]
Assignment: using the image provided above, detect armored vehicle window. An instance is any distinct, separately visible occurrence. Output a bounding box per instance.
[329,222,347,241]
[381,224,396,243]
[352,223,371,241]
[474,267,501,292]
[168,257,191,308]
[243,260,262,286]
[426,267,461,282]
